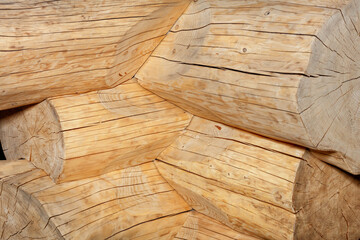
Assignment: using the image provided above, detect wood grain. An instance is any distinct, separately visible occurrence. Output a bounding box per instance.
[156,116,360,240]
[175,211,262,240]
[0,160,191,239]
[0,80,192,182]
[0,0,190,110]
[136,0,360,174]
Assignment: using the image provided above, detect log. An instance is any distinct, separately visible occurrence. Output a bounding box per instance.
[156,116,360,240]
[136,0,360,174]
[174,211,261,240]
[0,0,190,110]
[0,160,191,239]
[0,80,192,182]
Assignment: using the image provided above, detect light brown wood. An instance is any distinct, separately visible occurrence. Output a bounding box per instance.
[293,151,360,240]
[175,211,262,240]
[0,80,192,182]
[136,0,360,174]
[0,160,191,239]
[156,116,360,240]
[0,0,190,110]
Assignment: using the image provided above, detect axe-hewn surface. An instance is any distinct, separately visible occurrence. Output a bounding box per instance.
[156,117,360,240]
[0,160,191,239]
[0,0,190,110]
[0,80,192,182]
[137,0,360,174]
[174,211,262,240]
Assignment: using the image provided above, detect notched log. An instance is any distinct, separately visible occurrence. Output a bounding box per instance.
[156,117,360,240]
[0,161,191,239]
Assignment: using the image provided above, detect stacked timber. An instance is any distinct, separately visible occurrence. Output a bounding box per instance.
[0,0,359,239]
[0,160,191,239]
[0,80,192,182]
[156,117,360,240]
[136,0,360,174]
[0,160,261,239]
[0,0,190,110]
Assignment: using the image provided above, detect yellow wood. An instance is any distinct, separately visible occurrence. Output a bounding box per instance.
[175,211,262,240]
[156,117,360,240]
[136,0,360,174]
[0,80,192,182]
[0,0,190,110]
[0,161,191,239]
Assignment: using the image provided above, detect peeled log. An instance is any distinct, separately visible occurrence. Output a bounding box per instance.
[0,80,192,182]
[0,160,191,240]
[156,117,360,240]
[0,0,190,110]
[136,0,360,174]
[174,211,261,240]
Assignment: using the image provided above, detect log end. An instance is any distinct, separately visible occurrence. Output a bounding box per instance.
[293,151,360,240]
[0,100,64,182]
[298,0,360,174]
[0,161,192,239]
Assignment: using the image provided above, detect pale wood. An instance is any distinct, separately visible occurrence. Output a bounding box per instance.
[156,116,360,240]
[175,211,262,240]
[136,0,360,174]
[0,0,190,110]
[0,160,191,239]
[0,80,192,182]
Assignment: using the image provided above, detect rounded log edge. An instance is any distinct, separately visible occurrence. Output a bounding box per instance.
[0,81,193,183]
[0,161,61,239]
[0,0,191,111]
[0,161,192,239]
[136,0,360,174]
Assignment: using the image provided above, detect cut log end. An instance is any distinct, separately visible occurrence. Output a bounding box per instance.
[293,151,360,240]
[298,0,360,174]
[0,101,64,181]
[0,161,192,239]
[136,0,360,174]
[155,117,360,240]
[0,81,192,182]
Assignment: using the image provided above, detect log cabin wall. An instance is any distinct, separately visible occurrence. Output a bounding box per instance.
[0,80,192,182]
[0,0,359,239]
[156,116,360,240]
[136,0,360,174]
[0,0,190,110]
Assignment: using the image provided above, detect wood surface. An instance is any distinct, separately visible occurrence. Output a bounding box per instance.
[0,80,192,182]
[0,160,191,239]
[156,116,360,240]
[174,211,261,240]
[0,0,190,110]
[0,0,359,238]
[136,0,360,174]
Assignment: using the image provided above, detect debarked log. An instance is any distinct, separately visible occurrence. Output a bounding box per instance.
[0,80,192,182]
[136,0,360,174]
[0,0,190,110]
[0,160,191,240]
[174,211,261,240]
[156,116,360,240]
